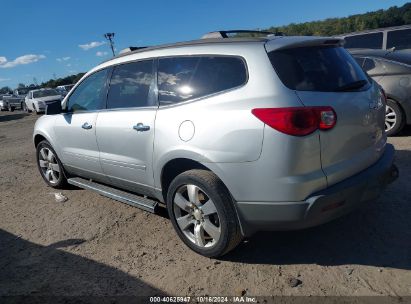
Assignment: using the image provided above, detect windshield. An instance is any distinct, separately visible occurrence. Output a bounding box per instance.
[33,89,60,98]
[269,46,369,92]
[17,88,30,95]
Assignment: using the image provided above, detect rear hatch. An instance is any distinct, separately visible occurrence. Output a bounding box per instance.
[266,39,387,185]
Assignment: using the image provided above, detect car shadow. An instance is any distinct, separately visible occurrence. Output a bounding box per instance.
[397,125,411,137]
[0,113,29,122]
[0,229,166,300]
[222,149,411,270]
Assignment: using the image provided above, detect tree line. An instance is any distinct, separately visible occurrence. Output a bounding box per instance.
[267,2,411,36]
[0,72,85,94]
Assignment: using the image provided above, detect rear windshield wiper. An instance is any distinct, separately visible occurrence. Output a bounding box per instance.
[334,80,368,92]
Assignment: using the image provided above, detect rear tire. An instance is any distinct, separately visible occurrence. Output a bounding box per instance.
[36,140,68,189]
[385,99,405,136]
[8,104,14,112]
[167,169,243,257]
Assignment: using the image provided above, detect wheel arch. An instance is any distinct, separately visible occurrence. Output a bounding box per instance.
[160,158,211,201]
[386,94,410,124]
[159,157,234,204]
[159,157,245,237]
[34,134,47,147]
[33,131,57,151]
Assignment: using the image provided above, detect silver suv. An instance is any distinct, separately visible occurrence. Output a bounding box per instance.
[33,34,398,257]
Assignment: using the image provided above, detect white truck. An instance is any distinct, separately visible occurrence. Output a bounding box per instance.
[2,88,31,111]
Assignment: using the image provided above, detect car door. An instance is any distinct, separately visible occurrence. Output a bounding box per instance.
[53,68,110,183]
[95,59,157,194]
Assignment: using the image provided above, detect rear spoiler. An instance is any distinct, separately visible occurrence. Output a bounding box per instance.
[265,37,344,52]
[202,30,283,39]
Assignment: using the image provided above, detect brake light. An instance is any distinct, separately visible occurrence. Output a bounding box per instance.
[251,106,337,136]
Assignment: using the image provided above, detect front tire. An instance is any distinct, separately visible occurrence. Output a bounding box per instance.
[385,99,405,136]
[167,169,242,257]
[36,140,67,188]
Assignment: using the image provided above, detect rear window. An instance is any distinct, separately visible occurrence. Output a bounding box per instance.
[33,89,59,98]
[268,46,369,92]
[343,33,383,49]
[158,56,247,105]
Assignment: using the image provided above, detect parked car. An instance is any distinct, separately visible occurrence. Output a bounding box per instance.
[336,25,411,51]
[2,88,30,111]
[24,89,63,114]
[56,84,75,97]
[350,49,411,135]
[0,94,12,111]
[33,33,398,257]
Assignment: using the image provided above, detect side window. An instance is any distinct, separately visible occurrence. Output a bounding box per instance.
[106,60,154,109]
[363,58,385,76]
[158,56,247,105]
[67,69,109,112]
[362,58,376,72]
[344,33,383,49]
[387,29,411,50]
[354,57,365,67]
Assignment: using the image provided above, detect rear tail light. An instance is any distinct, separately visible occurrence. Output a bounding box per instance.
[252,106,337,136]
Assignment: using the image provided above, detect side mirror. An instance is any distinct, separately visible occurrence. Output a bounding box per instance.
[46,101,63,115]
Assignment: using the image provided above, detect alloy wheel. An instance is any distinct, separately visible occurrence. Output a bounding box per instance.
[385,105,397,132]
[38,147,60,185]
[173,184,221,248]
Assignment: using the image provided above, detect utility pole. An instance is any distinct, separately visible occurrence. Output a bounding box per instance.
[104,33,116,57]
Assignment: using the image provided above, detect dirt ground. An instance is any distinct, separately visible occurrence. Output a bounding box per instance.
[0,111,410,298]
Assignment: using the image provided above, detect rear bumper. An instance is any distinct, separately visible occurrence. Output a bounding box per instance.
[235,144,398,236]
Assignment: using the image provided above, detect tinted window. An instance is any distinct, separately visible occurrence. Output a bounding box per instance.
[33,89,59,98]
[158,56,247,104]
[362,58,385,76]
[17,88,30,95]
[387,29,411,50]
[363,58,376,72]
[354,57,365,67]
[67,69,109,112]
[107,60,155,109]
[269,46,369,92]
[344,33,383,49]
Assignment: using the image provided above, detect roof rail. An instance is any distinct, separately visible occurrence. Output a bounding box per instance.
[119,46,148,55]
[201,30,283,39]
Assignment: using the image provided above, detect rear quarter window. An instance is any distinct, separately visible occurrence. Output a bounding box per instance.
[343,33,383,49]
[269,46,369,92]
[387,29,411,50]
[158,56,247,105]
